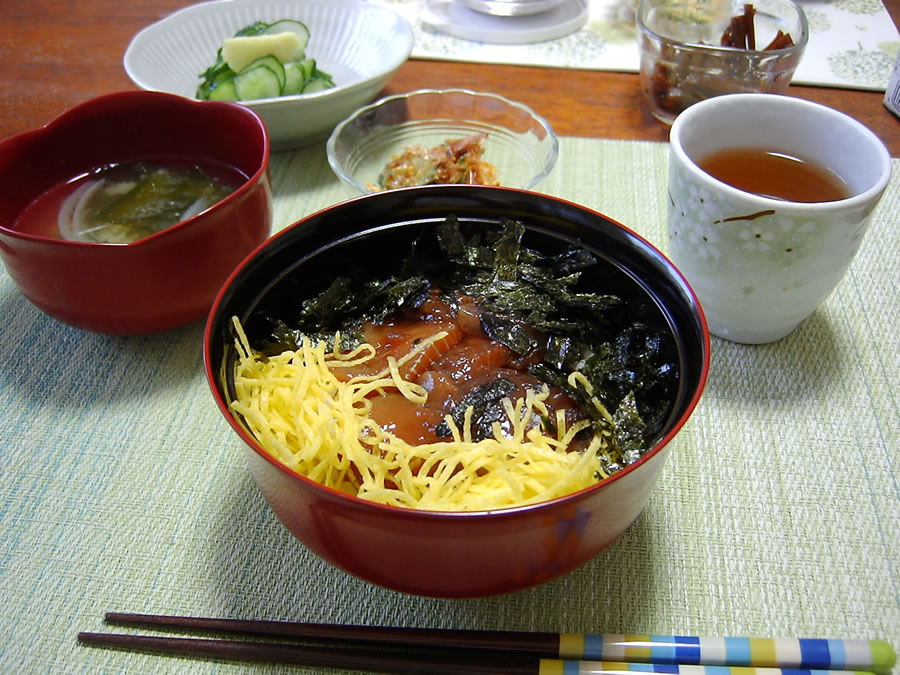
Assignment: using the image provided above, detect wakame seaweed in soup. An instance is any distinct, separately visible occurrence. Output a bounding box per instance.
[253,216,679,477]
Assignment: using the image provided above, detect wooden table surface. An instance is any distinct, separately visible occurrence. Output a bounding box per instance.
[2,0,898,155]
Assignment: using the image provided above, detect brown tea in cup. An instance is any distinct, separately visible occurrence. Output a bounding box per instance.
[697,147,851,202]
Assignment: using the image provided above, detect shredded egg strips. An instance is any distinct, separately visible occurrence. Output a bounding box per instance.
[229,316,611,511]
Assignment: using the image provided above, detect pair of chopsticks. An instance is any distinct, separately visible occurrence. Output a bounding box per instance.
[78,612,897,675]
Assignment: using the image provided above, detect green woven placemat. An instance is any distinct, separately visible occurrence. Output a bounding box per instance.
[1,138,897,673]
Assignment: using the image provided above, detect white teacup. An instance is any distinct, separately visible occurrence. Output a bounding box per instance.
[668,93,891,344]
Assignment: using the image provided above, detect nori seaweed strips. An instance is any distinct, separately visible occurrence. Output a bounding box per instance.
[255,216,677,472]
[435,378,517,441]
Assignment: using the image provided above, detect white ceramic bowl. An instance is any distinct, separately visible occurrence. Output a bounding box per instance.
[326,89,559,195]
[124,0,414,150]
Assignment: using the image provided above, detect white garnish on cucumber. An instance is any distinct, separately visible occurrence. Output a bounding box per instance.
[197,19,334,102]
[222,33,300,73]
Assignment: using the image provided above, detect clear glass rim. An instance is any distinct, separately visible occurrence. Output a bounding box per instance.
[635,0,809,55]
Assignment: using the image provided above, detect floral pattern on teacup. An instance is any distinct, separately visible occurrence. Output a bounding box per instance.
[665,156,878,343]
[665,168,865,277]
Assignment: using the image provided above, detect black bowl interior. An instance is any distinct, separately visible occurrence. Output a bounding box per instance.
[206,185,708,447]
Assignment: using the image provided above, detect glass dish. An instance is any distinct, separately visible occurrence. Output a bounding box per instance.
[636,0,808,124]
[326,89,559,195]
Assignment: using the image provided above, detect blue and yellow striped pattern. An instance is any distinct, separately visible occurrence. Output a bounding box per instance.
[538,662,877,675]
[555,636,895,673]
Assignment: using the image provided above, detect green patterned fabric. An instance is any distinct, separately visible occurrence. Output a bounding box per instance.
[1,138,897,673]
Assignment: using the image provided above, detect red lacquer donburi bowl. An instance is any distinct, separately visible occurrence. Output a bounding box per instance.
[204,186,710,597]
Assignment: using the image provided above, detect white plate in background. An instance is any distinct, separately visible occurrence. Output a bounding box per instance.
[421,0,588,44]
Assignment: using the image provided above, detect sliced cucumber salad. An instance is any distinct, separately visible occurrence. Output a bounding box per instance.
[197,19,336,101]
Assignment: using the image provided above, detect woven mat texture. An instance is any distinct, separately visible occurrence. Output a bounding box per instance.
[0,138,897,673]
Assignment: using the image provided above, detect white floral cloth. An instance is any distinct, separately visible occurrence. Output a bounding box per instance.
[369,0,900,90]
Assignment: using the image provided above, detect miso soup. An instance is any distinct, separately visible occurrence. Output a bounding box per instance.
[14,158,245,243]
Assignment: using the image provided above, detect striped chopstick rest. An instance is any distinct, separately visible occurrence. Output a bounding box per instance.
[556,635,895,672]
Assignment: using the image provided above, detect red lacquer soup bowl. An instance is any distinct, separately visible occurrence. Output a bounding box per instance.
[203,185,710,598]
[0,90,272,335]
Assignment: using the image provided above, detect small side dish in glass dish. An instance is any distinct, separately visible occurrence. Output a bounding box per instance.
[636,0,808,124]
[326,89,559,195]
